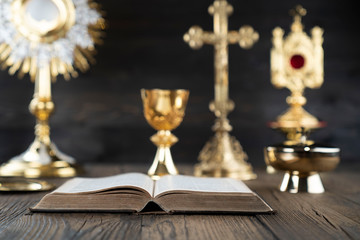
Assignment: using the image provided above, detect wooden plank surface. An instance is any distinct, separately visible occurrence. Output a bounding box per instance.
[0,164,359,240]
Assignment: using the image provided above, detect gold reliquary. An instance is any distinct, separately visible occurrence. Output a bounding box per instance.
[264,5,340,193]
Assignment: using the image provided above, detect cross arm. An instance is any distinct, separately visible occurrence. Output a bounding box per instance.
[183,26,217,49]
[228,25,259,49]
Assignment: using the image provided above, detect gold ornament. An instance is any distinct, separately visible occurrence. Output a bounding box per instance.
[141,89,189,180]
[184,0,258,180]
[270,5,324,130]
[0,0,105,179]
[264,5,340,193]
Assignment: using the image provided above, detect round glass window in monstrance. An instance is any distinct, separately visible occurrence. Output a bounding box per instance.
[0,0,104,178]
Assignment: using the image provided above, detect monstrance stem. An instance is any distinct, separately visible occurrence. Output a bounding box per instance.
[30,64,54,146]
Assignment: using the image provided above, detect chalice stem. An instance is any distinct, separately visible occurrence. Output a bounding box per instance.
[148,130,179,180]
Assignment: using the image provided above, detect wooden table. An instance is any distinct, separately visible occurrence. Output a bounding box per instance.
[0,164,359,240]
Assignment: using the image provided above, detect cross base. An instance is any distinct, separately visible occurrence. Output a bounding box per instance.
[194,130,256,180]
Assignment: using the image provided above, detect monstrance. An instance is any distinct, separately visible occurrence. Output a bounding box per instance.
[184,0,259,180]
[264,5,340,193]
[0,0,104,178]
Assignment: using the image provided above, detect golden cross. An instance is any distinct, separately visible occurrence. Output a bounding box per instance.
[183,0,259,179]
[184,0,258,119]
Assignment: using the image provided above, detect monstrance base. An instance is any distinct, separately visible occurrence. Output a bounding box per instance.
[280,172,324,193]
[0,178,55,192]
[0,140,83,178]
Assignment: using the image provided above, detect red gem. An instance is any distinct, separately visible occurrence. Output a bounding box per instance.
[290,54,305,69]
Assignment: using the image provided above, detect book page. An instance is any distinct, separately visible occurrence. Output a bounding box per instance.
[54,173,154,195]
[154,175,253,197]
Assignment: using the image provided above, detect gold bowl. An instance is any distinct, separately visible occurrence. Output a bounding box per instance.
[265,142,340,193]
[142,89,189,131]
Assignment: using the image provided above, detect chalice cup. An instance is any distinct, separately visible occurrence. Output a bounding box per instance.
[141,89,189,180]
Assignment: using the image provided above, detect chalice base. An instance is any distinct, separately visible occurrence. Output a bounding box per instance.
[0,139,82,178]
[280,172,324,193]
[148,146,178,180]
[195,132,256,180]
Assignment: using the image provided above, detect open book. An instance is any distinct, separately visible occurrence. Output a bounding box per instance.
[31,173,273,214]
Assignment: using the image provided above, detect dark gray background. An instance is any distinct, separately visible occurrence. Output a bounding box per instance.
[0,0,359,169]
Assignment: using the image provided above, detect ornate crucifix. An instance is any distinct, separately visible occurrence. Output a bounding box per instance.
[184,0,259,180]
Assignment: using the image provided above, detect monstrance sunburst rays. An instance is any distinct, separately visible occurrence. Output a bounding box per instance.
[0,0,105,179]
[0,0,105,81]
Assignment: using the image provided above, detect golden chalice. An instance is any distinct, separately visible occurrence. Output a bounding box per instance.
[141,89,189,180]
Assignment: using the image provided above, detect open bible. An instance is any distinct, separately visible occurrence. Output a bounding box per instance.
[31,173,273,214]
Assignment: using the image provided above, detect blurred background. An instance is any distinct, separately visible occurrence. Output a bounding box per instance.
[0,0,359,169]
